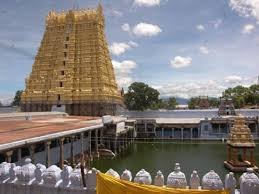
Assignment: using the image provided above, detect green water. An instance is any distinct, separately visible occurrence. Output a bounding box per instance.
[92,142,259,181]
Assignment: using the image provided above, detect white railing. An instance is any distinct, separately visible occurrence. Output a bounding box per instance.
[1,159,259,194]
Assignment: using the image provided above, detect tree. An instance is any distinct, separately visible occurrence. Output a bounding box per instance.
[12,90,23,106]
[124,82,160,111]
[188,97,199,109]
[167,97,178,109]
[208,98,219,108]
[222,84,259,108]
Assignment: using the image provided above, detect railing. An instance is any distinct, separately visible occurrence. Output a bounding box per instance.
[0,159,259,194]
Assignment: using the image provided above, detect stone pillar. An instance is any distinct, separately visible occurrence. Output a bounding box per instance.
[70,135,75,167]
[114,136,118,154]
[144,123,147,133]
[29,144,36,163]
[125,133,127,148]
[80,133,84,155]
[243,148,247,161]
[89,130,92,156]
[17,148,22,162]
[59,137,65,169]
[5,150,13,163]
[227,146,231,161]
[171,128,174,138]
[191,128,193,139]
[181,128,184,140]
[45,141,51,167]
[125,133,128,148]
[162,128,164,140]
[250,149,255,165]
[95,129,99,153]
[100,128,104,145]
[108,138,111,150]
[232,148,237,164]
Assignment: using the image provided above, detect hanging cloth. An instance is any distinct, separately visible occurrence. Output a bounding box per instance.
[96,172,229,194]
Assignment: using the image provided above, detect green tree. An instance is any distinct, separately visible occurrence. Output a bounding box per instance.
[222,84,259,108]
[124,82,160,111]
[188,97,199,109]
[167,97,178,109]
[12,90,23,106]
[208,98,219,108]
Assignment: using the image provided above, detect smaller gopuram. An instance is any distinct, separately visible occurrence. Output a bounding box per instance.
[197,96,210,109]
[224,116,258,172]
[218,97,236,116]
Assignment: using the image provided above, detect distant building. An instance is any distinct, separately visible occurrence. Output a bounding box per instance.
[218,97,236,116]
[21,5,123,116]
[175,104,188,110]
[197,96,210,109]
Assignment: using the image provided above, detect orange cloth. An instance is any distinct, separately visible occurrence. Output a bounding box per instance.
[97,173,229,194]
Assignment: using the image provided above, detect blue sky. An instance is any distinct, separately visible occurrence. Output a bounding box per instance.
[0,0,259,103]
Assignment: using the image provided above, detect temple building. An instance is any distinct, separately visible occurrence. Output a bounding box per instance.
[218,97,236,116]
[21,4,123,116]
[224,116,258,172]
[197,96,210,109]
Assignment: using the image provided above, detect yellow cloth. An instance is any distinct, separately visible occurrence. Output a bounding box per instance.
[97,173,229,194]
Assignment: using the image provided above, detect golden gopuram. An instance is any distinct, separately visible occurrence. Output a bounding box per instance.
[21,4,123,116]
[224,116,258,172]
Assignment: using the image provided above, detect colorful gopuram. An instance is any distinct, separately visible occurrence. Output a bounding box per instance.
[218,97,236,116]
[224,116,258,172]
[197,96,210,109]
[21,4,123,116]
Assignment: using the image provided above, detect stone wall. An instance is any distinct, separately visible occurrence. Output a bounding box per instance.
[1,160,259,194]
[21,103,121,116]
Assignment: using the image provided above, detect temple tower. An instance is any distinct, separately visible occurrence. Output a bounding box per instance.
[197,96,209,109]
[218,97,236,116]
[21,4,123,116]
[224,116,258,172]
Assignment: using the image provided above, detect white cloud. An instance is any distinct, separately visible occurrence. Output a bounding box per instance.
[196,24,205,31]
[109,42,131,56]
[224,75,243,83]
[155,80,226,98]
[121,23,130,32]
[211,19,222,29]
[112,60,137,88]
[170,56,192,69]
[112,60,137,74]
[128,41,139,47]
[109,41,138,56]
[242,24,255,34]
[112,10,123,17]
[0,93,13,105]
[134,0,161,7]
[199,46,210,54]
[229,0,259,22]
[133,23,162,37]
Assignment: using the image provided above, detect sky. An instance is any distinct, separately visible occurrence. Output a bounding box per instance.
[0,0,259,104]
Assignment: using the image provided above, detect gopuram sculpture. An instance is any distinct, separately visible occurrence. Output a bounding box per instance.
[0,159,259,194]
[202,170,223,190]
[154,170,164,186]
[190,170,200,189]
[21,4,123,116]
[134,169,152,185]
[224,116,258,172]
[167,163,187,188]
